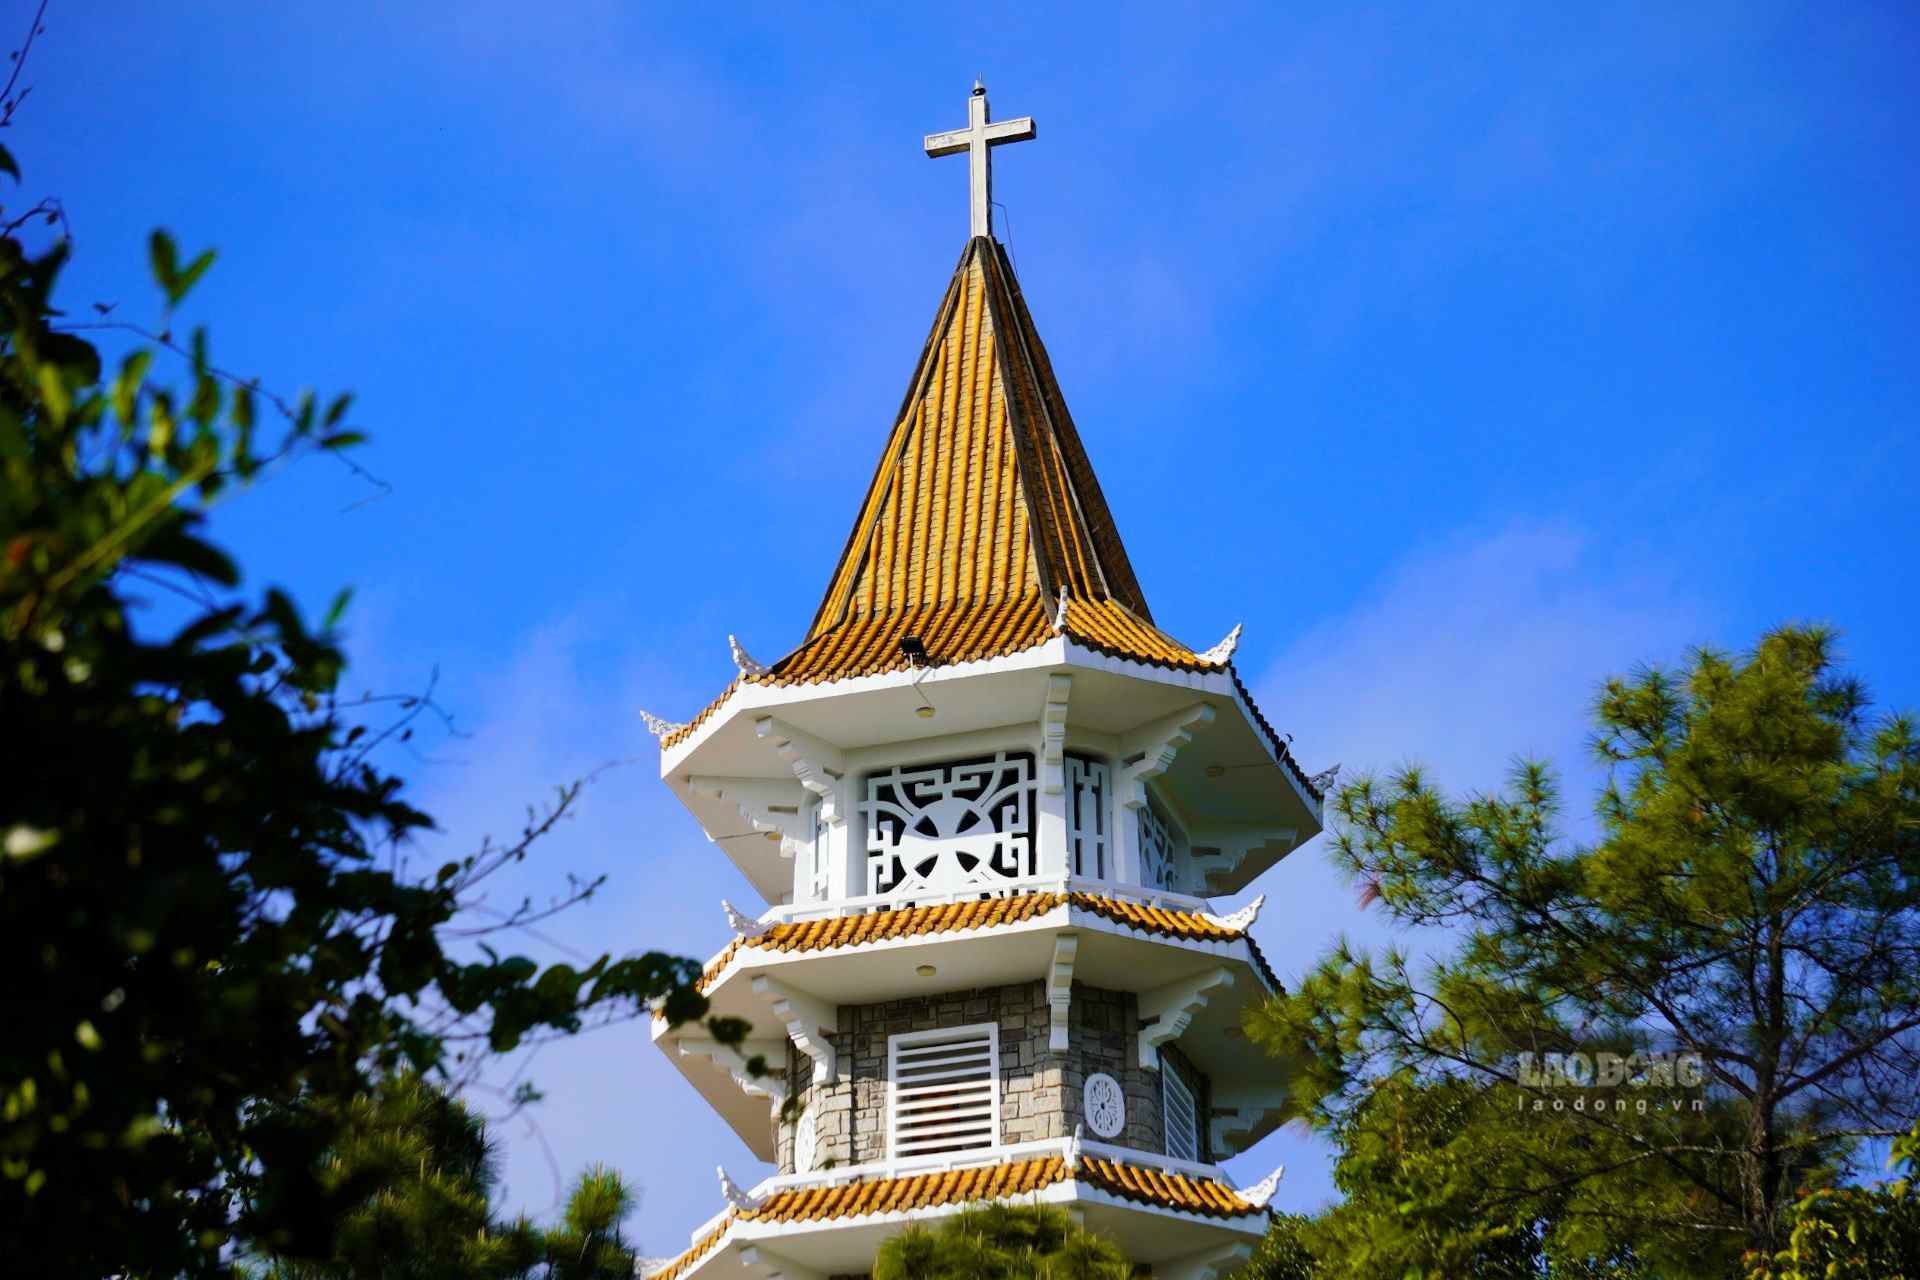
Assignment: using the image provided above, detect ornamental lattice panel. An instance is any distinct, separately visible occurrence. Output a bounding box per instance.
[1066,754,1109,879]
[865,752,1035,900]
[1138,794,1180,891]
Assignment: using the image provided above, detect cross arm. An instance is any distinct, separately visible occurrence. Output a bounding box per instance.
[924,128,974,157]
[983,116,1036,143]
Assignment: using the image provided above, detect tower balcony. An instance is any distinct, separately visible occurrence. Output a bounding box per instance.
[642,1133,1278,1280]
[652,875,1291,1173]
[657,640,1325,911]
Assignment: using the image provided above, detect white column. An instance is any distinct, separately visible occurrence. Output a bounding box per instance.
[1034,674,1072,876]
[827,771,862,899]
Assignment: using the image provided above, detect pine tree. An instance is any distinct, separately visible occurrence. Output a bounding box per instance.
[872,1203,1133,1280]
[245,1076,642,1280]
[1247,626,1920,1265]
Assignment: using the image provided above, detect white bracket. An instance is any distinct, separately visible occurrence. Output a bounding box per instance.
[738,1244,825,1280]
[1118,703,1216,812]
[1189,829,1297,892]
[1200,893,1264,933]
[1157,1243,1256,1280]
[1138,967,1234,1069]
[751,975,838,1085]
[640,709,689,742]
[1240,1164,1285,1209]
[1040,673,1072,795]
[1198,623,1243,666]
[689,776,815,858]
[1210,1088,1288,1158]
[1047,933,1079,1052]
[755,717,845,826]
[717,1165,763,1212]
[677,1037,788,1106]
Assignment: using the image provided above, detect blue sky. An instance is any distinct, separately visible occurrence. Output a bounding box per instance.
[25,0,1920,1249]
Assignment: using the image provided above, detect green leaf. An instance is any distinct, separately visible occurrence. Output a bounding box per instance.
[148,230,179,295]
[323,392,353,428]
[112,350,152,427]
[323,587,353,630]
[4,825,59,862]
[140,528,240,587]
[35,361,70,424]
[0,143,18,182]
[172,249,216,305]
[187,374,220,428]
[319,431,366,450]
[41,331,101,385]
[147,390,176,455]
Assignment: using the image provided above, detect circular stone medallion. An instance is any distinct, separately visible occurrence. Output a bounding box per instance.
[1083,1072,1126,1139]
[793,1112,817,1173]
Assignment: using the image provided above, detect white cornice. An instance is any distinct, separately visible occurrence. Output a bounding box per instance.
[661,638,1075,771]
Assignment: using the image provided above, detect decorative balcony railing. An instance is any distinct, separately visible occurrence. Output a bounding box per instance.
[759,874,1217,928]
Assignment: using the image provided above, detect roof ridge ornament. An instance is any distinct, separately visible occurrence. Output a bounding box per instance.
[1241,1164,1286,1209]
[721,899,772,939]
[729,634,771,678]
[1308,763,1341,795]
[1054,582,1070,635]
[717,1165,762,1212]
[1202,893,1265,934]
[640,709,688,742]
[923,81,1036,241]
[1199,623,1243,666]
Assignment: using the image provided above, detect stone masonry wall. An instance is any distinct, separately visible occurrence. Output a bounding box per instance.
[776,979,1202,1173]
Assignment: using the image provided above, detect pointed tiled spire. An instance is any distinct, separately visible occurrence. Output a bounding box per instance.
[779,239,1209,684]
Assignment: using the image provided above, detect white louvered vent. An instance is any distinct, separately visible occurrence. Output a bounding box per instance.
[1161,1049,1199,1162]
[888,1024,1000,1158]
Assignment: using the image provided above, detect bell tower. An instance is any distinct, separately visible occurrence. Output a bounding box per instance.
[639,84,1327,1280]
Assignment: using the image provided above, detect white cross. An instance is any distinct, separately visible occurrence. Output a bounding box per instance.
[923,80,1036,241]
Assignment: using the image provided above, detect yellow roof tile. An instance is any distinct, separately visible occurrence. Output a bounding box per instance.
[786,237,1214,687]
[691,891,1281,994]
[644,1217,730,1280]
[641,1152,1266,1274]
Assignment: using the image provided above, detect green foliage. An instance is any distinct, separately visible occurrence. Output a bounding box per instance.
[1234,1077,1667,1280]
[1238,1212,1318,1280]
[872,1202,1134,1280]
[0,155,734,1272]
[246,1075,641,1280]
[1746,1121,1920,1280]
[539,1165,640,1280]
[248,1075,541,1280]
[1245,627,1920,1267]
